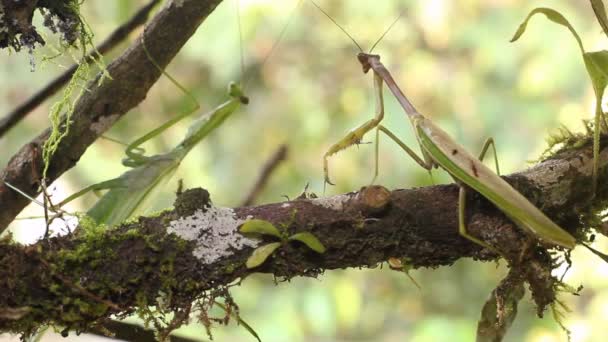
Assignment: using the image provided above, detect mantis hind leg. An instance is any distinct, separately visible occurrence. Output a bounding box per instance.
[478,137,500,175]
[458,137,503,257]
[56,178,125,208]
[458,186,502,257]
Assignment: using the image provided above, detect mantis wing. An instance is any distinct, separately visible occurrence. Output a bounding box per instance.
[414,116,576,249]
[87,154,181,227]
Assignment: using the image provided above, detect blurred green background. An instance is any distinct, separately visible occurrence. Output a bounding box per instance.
[2,0,608,341]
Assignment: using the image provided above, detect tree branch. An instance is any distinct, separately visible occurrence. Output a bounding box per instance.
[1,139,605,337]
[0,0,224,233]
[0,0,162,138]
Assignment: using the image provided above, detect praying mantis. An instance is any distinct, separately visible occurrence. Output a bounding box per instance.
[312,1,577,253]
[55,0,299,229]
[57,81,248,227]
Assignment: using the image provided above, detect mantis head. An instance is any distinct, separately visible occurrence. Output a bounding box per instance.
[357,52,380,74]
[228,82,249,105]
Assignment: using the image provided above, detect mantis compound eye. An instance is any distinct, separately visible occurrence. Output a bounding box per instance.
[356,52,374,73]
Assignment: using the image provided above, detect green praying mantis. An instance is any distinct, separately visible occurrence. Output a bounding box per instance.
[52,0,301,229]
[57,81,248,227]
[312,1,578,254]
[54,11,256,227]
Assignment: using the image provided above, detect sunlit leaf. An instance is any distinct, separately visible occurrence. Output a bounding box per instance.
[584,50,608,96]
[591,0,608,39]
[239,219,282,238]
[245,242,281,269]
[510,7,584,53]
[288,232,326,253]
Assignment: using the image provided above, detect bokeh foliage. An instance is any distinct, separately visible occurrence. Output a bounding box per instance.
[1,0,607,341]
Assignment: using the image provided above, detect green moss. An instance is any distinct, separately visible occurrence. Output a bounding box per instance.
[37,0,111,181]
[224,263,239,274]
[174,188,211,217]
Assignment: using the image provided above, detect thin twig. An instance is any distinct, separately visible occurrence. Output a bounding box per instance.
[0,0,161,138]
[241,144,288,206]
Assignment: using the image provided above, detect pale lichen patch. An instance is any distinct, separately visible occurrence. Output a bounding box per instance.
[172,0,186,8]
[524,159,572,188]
[310,194,351,211]
[167,206,258,264]
[523,159,573,205]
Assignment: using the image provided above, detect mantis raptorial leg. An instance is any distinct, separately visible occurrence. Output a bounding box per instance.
[311,0,577,254]
[323,65,384,186]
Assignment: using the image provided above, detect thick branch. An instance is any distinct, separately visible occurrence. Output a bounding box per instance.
[0,0,224,233]
[1,139,606,336]
[0,0,162,138]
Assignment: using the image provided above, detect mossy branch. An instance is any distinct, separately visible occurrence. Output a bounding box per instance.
[1,139,606,338]
[0,0,224,233]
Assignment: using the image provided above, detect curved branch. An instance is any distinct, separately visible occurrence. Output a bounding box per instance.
[0,140,605,336]
[0,0,224,232]
[0,0,162,138]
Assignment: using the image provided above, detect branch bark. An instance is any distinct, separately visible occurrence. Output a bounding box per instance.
[0,0,224,233]
[0,0,162,138]
[1,139,605,337]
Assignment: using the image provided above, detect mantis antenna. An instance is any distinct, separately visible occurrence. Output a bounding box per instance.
[369,12,403,53]
[242,0,304,90]
[308,0,403,54]
[308,0,364,52]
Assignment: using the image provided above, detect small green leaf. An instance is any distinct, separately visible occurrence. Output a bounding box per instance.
[591,0,608,39]
[510,7,584,53]
[288,232,326,253]
[584,50,608,95]
[245,242,281,269]
[239,219,281,238]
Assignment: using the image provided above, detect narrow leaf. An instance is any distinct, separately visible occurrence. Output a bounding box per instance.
[239,219,282,238]
[591,0,608,39]
[245,242,282,269]
[288,232,326,253]
[510,7,584,54]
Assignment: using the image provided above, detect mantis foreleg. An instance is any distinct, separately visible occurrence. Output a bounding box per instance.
[323,71,385,185]
[122,39,201,167]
